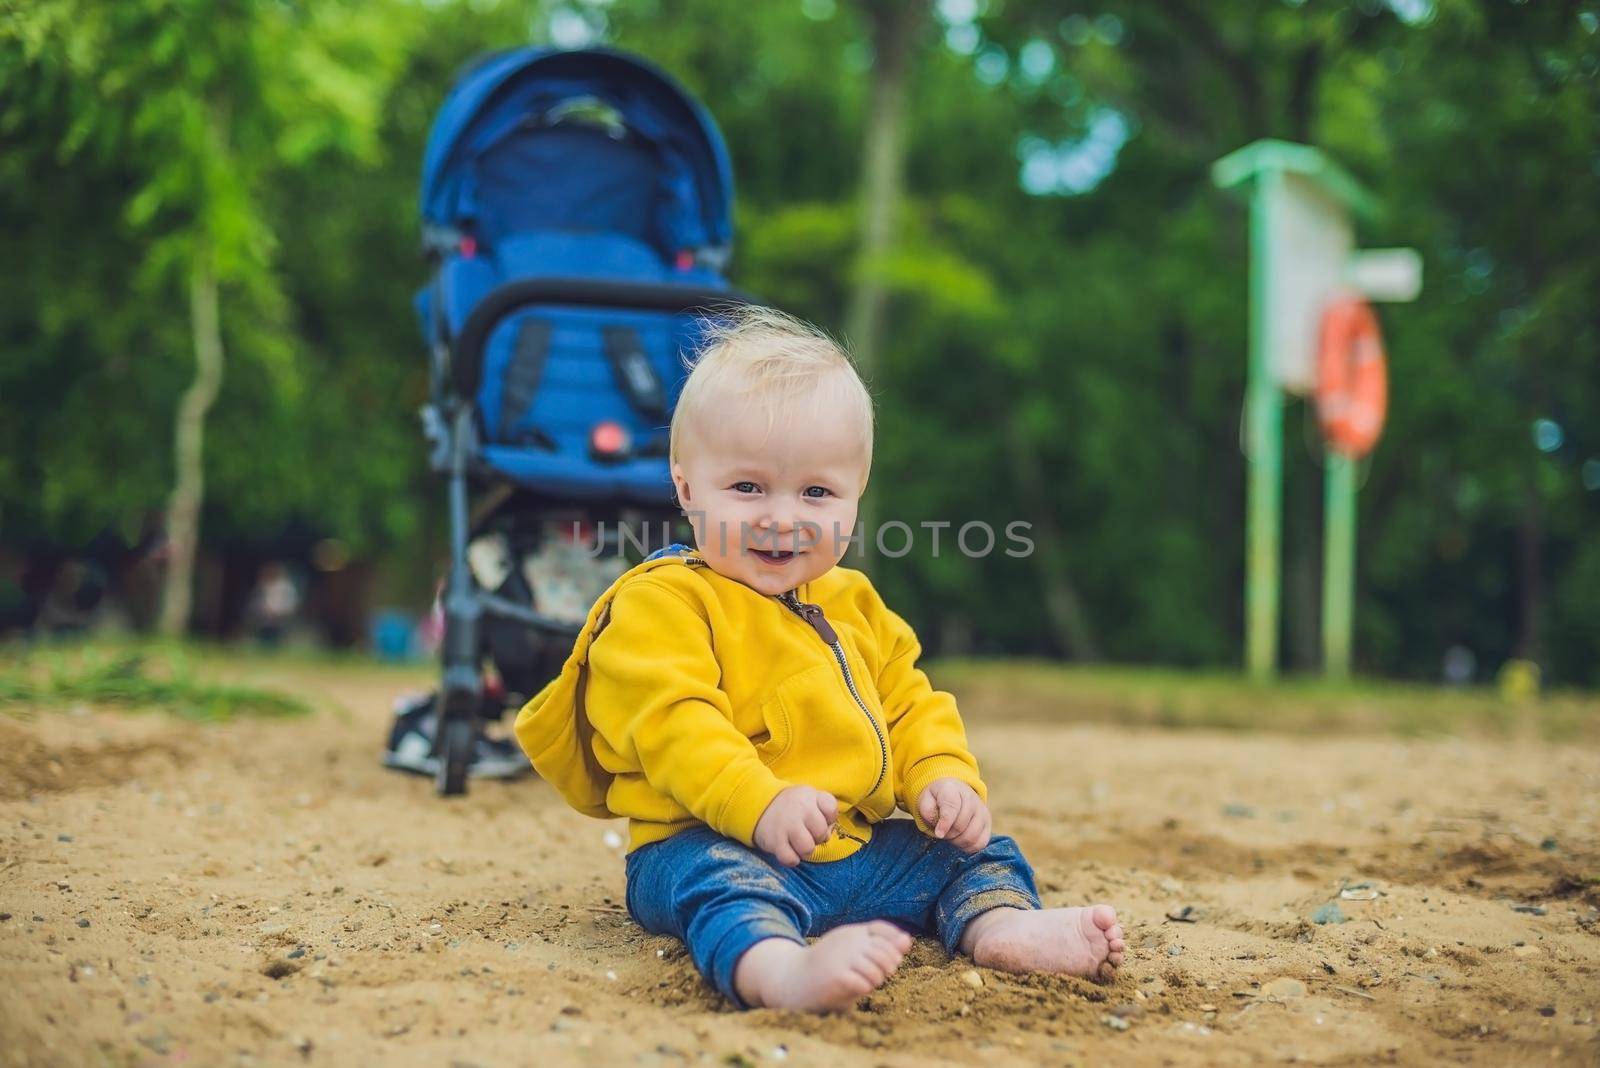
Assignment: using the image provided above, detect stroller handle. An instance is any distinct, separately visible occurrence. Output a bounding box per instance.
[450,278,755,399]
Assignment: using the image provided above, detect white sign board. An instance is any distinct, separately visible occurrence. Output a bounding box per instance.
[1348,248,1424,302]
[1263,172,1353,395]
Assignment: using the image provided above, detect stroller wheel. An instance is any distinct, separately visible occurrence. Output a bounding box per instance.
[436,717,475,797]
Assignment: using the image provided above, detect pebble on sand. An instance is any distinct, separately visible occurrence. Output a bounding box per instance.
[1261,978,1307,999]
[1339,882,1380,901]
[1311,903,1348,925]
[961,969,984,989]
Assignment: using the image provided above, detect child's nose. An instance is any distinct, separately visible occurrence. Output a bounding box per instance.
[754,511,801,548]
[763,515,825,553]
[757,518,794,546]
[755,503,796,531]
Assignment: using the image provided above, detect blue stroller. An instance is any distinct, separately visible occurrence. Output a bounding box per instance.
[401,47,749,795]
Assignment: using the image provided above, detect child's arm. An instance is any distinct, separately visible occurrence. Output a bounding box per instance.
[870,598,988,833]
[585,578,792,847]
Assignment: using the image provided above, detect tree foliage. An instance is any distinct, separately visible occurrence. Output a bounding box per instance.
[2,0,1596,682]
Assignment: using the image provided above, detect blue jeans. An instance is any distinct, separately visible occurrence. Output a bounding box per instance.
[624,818,1042,1007]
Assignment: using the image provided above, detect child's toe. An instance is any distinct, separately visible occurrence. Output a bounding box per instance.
[864,940,904,973]
[840,970,876,996]
[852,960,886,985]
[1089,904,1118,931]
[868,922,913,951]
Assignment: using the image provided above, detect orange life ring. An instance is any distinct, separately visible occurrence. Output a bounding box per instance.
[1315,296,1388,458]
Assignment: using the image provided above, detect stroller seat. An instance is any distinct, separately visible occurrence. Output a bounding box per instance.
[439,230,710,501]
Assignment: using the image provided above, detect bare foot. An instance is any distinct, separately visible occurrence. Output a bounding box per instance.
[959,905,1126,982]
[733,921,914,1011]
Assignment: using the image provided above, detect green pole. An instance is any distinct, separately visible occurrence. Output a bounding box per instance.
[1245,172,1283,681]
[1322,451,1356,679]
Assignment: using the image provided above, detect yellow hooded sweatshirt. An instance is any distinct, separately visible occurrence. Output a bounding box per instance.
[513,547,985,862]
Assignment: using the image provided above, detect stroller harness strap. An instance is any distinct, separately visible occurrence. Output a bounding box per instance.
[498,319,554,444]
[602,326,668,422]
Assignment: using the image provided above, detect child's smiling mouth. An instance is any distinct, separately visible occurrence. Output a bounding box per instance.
[749,548,801,566]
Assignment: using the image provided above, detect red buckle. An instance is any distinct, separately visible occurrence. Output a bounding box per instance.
[591,421,630,457]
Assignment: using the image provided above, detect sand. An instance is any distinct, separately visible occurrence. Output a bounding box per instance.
[2,659,1597,1066]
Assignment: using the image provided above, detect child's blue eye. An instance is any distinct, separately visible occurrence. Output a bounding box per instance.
[803,486,832,499]
[733,481,759,494]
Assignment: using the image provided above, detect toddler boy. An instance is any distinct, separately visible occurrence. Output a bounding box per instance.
[515,308,1124,1010]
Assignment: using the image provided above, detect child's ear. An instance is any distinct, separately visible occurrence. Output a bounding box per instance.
[670,462,692,506]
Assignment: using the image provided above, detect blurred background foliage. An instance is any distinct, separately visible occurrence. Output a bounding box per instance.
[1,0,1596,683]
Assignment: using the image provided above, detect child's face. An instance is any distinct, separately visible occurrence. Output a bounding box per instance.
[671,395,867,598]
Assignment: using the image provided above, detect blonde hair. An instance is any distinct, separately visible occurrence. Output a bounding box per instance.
[669,305,874,475]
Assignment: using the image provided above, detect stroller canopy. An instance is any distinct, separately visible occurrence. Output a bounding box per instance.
[421,47,734,260]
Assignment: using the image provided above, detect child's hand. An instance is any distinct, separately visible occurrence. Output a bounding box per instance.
[754,786,839,867]
[917,778,991,853]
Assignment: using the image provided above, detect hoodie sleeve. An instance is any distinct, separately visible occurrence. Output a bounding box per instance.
[870,593,988,832]
[584,577,791,846]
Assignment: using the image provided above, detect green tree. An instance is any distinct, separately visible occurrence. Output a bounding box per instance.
[2,0,1594,684]
[3,0,414,630]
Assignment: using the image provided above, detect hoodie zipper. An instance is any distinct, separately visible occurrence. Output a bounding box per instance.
[676,553,880,846]
[777,589,889,814]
